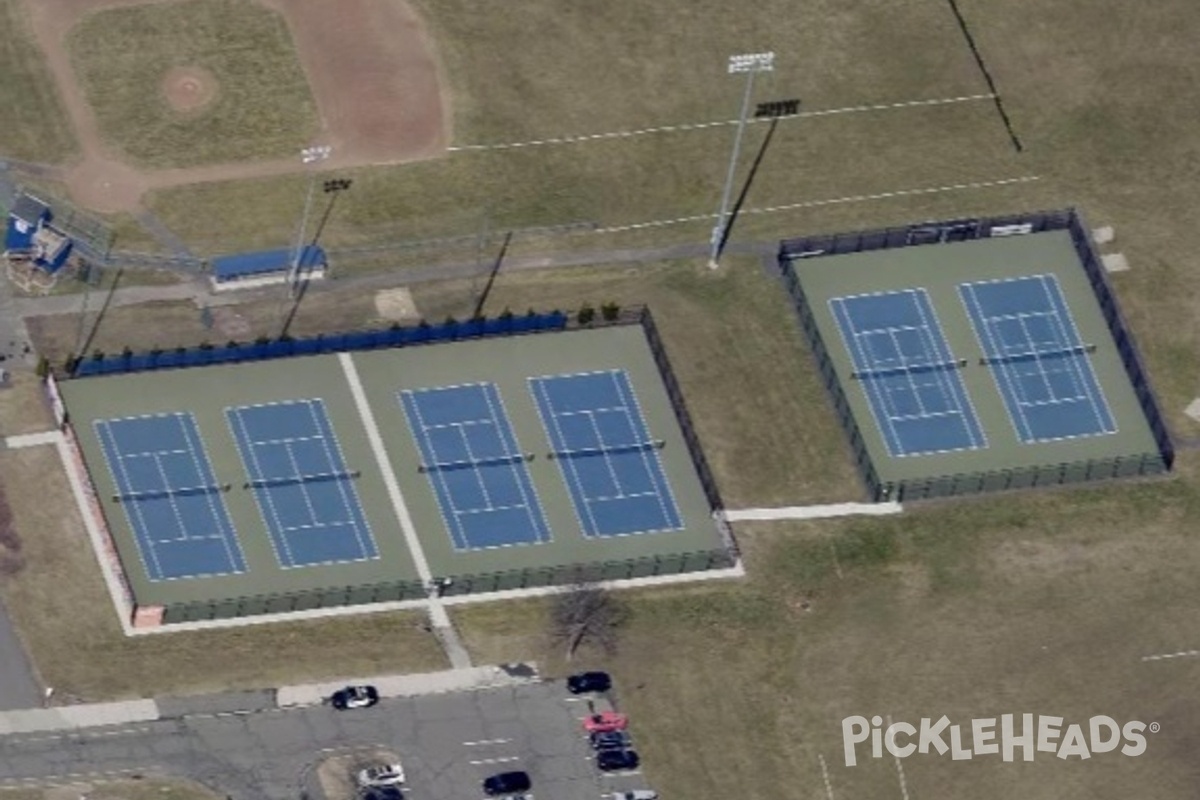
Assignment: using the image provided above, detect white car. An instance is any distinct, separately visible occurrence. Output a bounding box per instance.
[612,792,658,800]
[356,763,405,788]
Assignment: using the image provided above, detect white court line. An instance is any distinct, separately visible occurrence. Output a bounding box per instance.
[1142,649,1200,662]
[404,390,476,550]
[887,715,912,800]
[818,753,835,800]
[593,176,1041,234]
[95,418,165,581]
[912,288,987,451]
[339,353,434,586]
[447,94,995,152]
[1036,274,1117,433]
[228,406,293,568]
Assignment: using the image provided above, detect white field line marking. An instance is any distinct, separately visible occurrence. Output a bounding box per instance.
[463,738,511,746]
[1142,649,1200,662]
[468,756,521,766]
[593,176,1042,234]
[818,754,835,800]
[448,94,995,152]
[887,715,912,800]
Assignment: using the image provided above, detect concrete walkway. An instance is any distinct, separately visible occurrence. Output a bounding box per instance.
[724,502,903,521]
[0,663,539,734]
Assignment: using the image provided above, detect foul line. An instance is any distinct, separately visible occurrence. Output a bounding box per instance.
[593,176,1041,234]
[818,754,836,800]
[448,94,995,153]
[887,715,912,800]
[1142,649,1200,662]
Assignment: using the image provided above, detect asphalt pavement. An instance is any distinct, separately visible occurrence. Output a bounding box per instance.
[0,681,649,800]
[0,599,41,711]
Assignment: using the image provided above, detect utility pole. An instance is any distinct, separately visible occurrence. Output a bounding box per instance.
[709,52,774,269]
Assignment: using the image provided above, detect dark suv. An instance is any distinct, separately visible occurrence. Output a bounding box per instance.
[566,671,612,694]
[483,771,532,796]
[596,749,640,772]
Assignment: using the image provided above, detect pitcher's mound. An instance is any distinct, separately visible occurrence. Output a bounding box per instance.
[163,66,218,113]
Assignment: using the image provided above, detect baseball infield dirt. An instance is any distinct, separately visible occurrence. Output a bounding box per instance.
[23,0,448,213]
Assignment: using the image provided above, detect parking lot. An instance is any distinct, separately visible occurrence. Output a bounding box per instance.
[0,678,650,800]
[334,680,649,800]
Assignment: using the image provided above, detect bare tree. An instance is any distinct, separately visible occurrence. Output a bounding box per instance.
[550,581,628,661]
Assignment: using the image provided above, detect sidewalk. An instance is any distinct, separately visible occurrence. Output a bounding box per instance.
[0,663,540,735]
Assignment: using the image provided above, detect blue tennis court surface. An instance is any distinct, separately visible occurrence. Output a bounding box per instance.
[959,275,1117,443]
[401,383,551,551]
[529,370,683,537]
[830,289,987,457]
[95,412,245,581]
[227,399,377,568]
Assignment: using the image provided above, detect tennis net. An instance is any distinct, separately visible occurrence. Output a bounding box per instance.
[850,359,967,381]
[418,454,527,473]
[548,440,665,459]
[979,343,1095,366]
[112,483,230,503]
[244,470,361,490]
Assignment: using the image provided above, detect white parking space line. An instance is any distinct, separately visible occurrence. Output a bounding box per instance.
[602,770,642,778]
[463,738,512,746]
[468,756,522,766]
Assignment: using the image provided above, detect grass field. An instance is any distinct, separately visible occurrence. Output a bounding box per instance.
[67,0,317,168]
[0,779,222,800]
[0,445,448,701]
[0,0,75,163]
[126,0,1200,441]
[454,457,1200,799]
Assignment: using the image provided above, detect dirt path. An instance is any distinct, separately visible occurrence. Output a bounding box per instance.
[22,0,448,214]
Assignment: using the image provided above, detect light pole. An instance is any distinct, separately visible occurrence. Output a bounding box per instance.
[709,51,774,269]
[288,145,332,296]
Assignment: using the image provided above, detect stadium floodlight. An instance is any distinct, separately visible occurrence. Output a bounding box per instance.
[709,51,775,270]
[288,145,333,296]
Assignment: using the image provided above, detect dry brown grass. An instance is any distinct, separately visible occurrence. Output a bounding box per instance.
[26,285,383,367]
[0,371,55,436]
[454,457,1200,800]
[1,778,222,800]
[0,445,447,702]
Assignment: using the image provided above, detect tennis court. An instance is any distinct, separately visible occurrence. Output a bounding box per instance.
[829,288,986,457]
[529,370,683,537]
[95,412,246,581]
[959,274,1117,443]
[401,382,551,551]
[226,399,378,569]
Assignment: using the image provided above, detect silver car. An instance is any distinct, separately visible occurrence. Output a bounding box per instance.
[356,763,405,788]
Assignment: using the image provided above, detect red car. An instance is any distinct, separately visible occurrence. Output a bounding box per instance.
[583,711,629,733]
